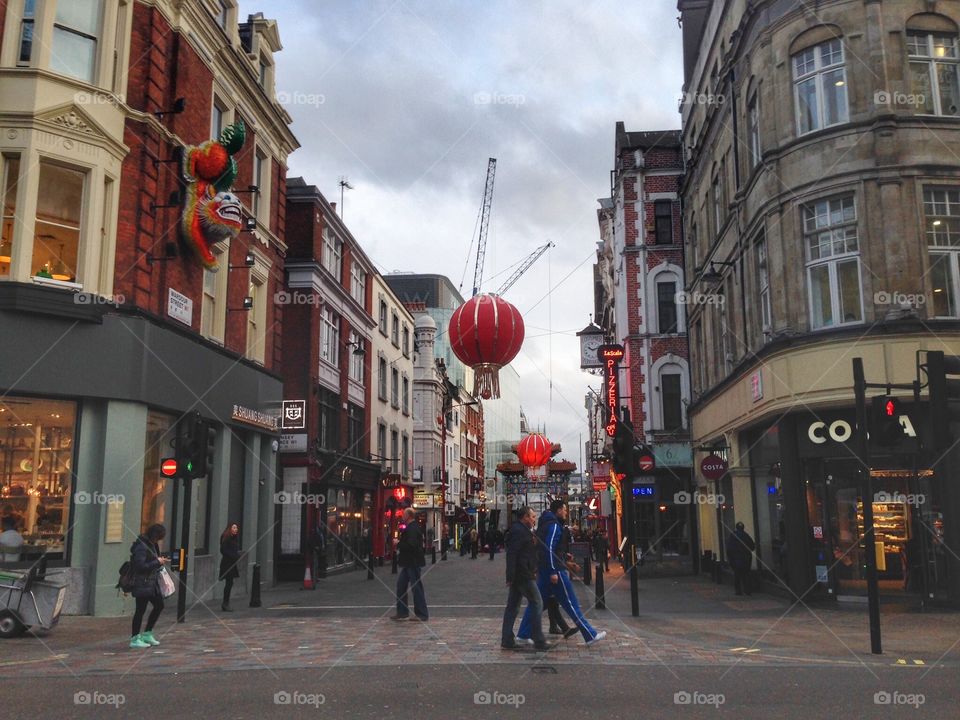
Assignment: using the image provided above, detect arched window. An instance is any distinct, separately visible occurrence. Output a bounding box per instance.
[790,26,848,134]
[906,14,960,116]
[648,264,684,334]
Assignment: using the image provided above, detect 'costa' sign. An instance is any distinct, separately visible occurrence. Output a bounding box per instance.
[807,417,916,445]
[700,454,727,480]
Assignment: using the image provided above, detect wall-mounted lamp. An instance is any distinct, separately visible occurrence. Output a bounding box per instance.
[146,242,179,265]
[346,340,365,357]
[150,190,182,214]
[243,216,257,231]
[701,260,736,284]
[232,185,260,196]
[228,296,254,312]
[229,252,256,270]
[154,97,186,119]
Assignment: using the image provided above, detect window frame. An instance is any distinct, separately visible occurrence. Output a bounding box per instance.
[656,279,678,333]
[660,371,683,431]
[802,194,863,329]
[320,306,340,369]
[377,354,388,400]
[747,93,761,168]
[792,38,849,135]
[654,200,673,245]
[907,30,960,117]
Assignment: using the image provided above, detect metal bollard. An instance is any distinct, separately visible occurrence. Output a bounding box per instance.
[391,551,398,574]
[712,552,722,584]
[431,546,437,565]
[441,543,448,561]
[583,556,592,585]
[367,551,375,580]
[595,563,605,609]
[249,563,262,608]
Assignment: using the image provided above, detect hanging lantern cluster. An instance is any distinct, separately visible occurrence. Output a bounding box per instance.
[516,432,553,468]
[448,293,524,399]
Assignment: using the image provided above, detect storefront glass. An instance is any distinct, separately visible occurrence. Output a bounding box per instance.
[0,397,77,561]
[745,425,787,580]
[141,411,177,534]
[326,488,365,567]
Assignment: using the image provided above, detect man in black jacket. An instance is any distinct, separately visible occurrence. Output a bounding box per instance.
[500,507,553,650]
[727,522,756,596]
[391,508,428,620]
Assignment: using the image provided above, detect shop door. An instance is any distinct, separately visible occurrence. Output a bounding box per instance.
[823,461,914,598]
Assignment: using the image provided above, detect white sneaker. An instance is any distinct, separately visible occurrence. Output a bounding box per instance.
[516,638,534,646]
[585,630,607,646]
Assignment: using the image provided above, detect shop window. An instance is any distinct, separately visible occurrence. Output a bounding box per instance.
[654,200,673,244]
[141,411,176,536]
[908,30,960,116]
[18,0,35,65]
[326,488,363,568]
[0,397,77,562]
[317,388,339,451]
[51,0,104,84]
[793,38,848,135]
[803,195,862,328]
[33,161,84,284]
[0,156,20,278]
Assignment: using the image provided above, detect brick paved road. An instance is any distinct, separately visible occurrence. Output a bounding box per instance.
[2,552,957,678]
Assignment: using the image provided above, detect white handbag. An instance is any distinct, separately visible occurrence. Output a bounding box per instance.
[158,566,177,598]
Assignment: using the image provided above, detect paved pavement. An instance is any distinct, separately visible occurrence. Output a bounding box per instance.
[3,550,958,680]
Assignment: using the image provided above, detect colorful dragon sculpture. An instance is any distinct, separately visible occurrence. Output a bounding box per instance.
[180,121,246,272]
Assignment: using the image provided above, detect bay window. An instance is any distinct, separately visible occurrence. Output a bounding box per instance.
[18,0,35,65]
[793,39,848,134]
[0,156,21,278]
[320,307,340,368]
[322,229,342,281]
[50,0,104,84]
[803,195,862,328]
[32,161,84,284]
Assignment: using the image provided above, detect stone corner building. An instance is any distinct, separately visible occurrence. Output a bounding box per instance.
[679,0,960,605]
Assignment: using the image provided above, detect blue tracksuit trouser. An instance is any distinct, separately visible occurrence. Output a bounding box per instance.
[517,569,598,642]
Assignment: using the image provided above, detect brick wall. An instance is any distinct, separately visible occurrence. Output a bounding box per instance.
[116,2,287,371]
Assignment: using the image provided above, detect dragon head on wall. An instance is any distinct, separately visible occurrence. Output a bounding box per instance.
[180,121,246,272]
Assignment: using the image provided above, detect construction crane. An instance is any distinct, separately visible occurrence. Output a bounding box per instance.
[471,158,497,297]
[495,241,554,296]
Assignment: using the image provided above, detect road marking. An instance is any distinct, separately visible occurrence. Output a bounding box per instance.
[0,654,69,667]
[730,647,747,652]
[896,658,907,665]
[914,660,925,665]
[269,604,503,610]
[743,649,760,654]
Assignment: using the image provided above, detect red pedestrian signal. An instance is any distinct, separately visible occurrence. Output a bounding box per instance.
[160,458,178,477]
[885,398,897,417]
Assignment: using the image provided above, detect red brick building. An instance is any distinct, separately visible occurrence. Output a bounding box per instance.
[0,2,296,615]
[593,123,695,570]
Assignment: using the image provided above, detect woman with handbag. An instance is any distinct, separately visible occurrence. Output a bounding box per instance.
[219,522,242,612]
[129,523,168,649]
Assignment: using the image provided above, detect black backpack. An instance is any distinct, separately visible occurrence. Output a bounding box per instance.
[117,558,136,593]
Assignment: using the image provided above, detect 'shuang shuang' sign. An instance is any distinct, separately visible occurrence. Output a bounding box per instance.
[232,404,279,431]
[600,345,624,437]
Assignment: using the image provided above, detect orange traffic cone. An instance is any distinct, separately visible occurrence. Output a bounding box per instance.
[303,565,313,590]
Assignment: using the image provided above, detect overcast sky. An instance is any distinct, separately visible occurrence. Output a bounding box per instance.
[242,0,685,464]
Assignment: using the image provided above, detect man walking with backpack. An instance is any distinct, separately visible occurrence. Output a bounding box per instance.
[501,507,553,651]
[391,508,428,621]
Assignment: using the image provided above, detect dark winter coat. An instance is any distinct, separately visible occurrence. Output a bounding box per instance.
[726,529,756,570]
[505,520,539,585]
[219,535,241,580]
[130,535,163,599]
[397,521,426,568]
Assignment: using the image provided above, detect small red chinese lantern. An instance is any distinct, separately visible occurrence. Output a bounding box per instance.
[448,293,524,399]
[516,433,553,468]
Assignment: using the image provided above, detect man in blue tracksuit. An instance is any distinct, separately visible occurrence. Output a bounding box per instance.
[517,500,607,646]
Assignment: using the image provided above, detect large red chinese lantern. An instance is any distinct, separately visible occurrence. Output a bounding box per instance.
[448,293,524,399]
[517,433,553,468]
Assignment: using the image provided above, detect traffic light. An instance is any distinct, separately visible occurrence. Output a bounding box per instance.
[870,395,904,446]
[176,412,209,479]
[927,350,960,452]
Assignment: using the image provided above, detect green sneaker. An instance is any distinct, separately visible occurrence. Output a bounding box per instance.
[140,631,160,646]
[129,634,150,649]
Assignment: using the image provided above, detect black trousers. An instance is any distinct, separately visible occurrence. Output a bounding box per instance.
[223,576,234,606]
[545,597,570,631]
[132,596,164,635]
[733,567,751,595]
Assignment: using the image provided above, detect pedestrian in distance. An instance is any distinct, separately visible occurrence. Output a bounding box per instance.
[219,522,242,612]
[390,508,428,621]
[129,523,168,649]
[470,526,479,559]
[518,500,606,646]
[488,527,497,561]
[727,521,756,596]
[501,507,554,651]
[596,530,610,572]
[0,514,24,562]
